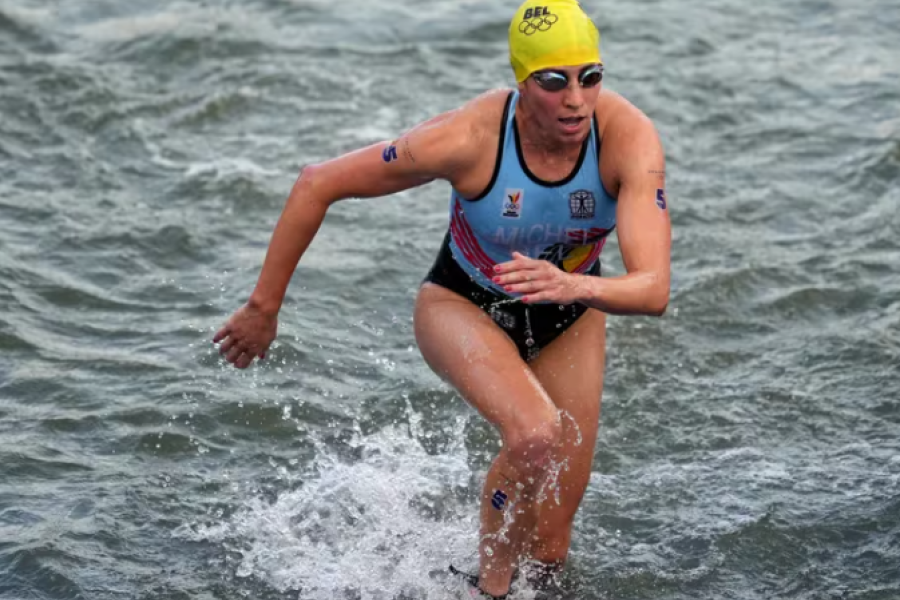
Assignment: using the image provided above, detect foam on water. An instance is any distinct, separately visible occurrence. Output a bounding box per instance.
[181,417,487,600]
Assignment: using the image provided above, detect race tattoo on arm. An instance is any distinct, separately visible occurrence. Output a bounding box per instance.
[382,141,399,163]
[649,170,667,210]
[381,137,416,165]
[403,137,416,164]
[656,188,667,210]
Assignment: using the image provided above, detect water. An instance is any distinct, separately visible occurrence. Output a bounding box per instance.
[1,0,899,598]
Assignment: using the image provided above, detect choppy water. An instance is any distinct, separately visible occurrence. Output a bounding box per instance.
[2,1,899,599]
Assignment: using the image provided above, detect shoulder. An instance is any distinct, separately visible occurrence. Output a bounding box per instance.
[594,90,665,190]
[463,87,516,131]
[595,90,663,157]
[433,88,514,153]
[407,88,513,181]
[299,89,517,202]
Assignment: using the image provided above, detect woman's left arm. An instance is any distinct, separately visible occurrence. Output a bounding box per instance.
[575,116,671,315]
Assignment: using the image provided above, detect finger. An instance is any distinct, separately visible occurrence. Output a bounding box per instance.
[218,335,238,355]
[225,345,245,364]
[498,275,541,290]
[508,251,545,270]
[522,289,557,304]
[503,280,546,295]
[494,257,540,275]
[235,352,255,369]
[504,267,555,286]
[495,269,549,286]
[212,324,231,344]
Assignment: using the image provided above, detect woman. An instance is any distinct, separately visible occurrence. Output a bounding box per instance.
[213,0,670,597]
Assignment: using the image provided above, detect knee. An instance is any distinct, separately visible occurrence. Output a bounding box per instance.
[504,416,562,476]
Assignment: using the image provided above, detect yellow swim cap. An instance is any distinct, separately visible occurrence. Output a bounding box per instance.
[508,0,602,83]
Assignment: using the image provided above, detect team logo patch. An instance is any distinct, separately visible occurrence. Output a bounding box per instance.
[569,189,595,219]
[502,189,524,218]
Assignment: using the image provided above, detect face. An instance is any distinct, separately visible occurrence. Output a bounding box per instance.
[518,63,603,142]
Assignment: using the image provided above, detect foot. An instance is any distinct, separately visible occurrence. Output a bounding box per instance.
[448,565,509,599]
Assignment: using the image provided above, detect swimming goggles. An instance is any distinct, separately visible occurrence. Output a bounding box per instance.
[531,64,604,92]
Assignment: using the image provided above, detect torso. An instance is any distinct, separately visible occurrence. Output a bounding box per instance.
[446,90,618,294]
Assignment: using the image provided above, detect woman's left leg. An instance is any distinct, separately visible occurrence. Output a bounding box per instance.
[526,307,607,569]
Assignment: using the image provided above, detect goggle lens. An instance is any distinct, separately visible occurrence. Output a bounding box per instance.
[532,65,604,92]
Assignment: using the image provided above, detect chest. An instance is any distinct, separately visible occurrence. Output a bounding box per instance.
[459,181,616,250]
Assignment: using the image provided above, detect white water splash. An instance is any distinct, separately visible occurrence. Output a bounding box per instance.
[182,420,485,600]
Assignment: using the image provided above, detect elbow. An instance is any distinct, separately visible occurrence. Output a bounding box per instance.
[291,163,332,207]
[645,279,670,317]
[294,164,321,191]
[648,300,668,317]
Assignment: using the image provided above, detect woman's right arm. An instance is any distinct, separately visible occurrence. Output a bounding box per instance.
[214,102,484,368]
[248,123,456,315]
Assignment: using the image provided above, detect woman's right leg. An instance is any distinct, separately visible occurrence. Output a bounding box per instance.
[414,283,561,597]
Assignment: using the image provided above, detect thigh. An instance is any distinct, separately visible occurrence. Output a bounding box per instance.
[529,309,606,507]
[414,283,558,441]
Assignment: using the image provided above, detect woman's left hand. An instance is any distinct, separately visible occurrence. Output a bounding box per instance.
[493,252,588,305]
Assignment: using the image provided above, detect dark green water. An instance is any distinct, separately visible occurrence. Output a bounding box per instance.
[1,1,898,599]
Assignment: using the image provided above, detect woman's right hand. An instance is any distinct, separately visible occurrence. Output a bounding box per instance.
[213,302,278,369]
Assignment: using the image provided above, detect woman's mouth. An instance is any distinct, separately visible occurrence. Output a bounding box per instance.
[558,116,585,133]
